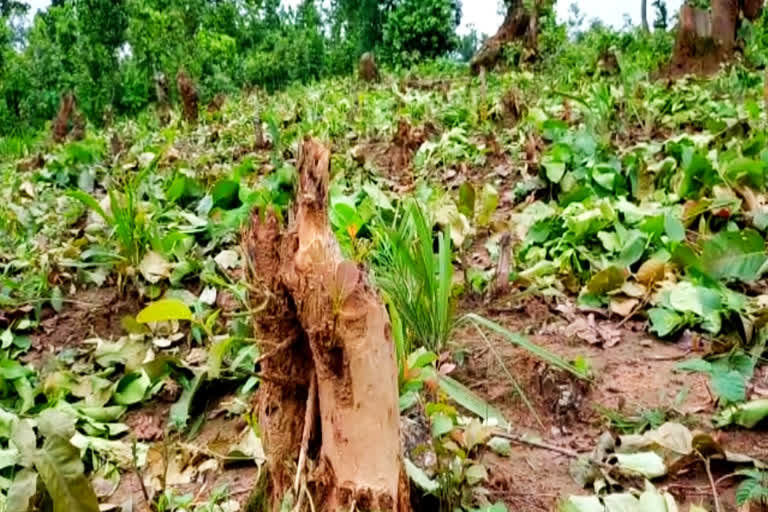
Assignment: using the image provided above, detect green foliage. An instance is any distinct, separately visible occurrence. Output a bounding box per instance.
[736,469,768,507]
[381,0,461,66]
[375,201,455,352]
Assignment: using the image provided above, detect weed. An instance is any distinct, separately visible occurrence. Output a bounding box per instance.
[375,201,454,352]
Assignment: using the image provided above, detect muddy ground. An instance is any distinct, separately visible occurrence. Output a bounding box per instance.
[24,285,768,512]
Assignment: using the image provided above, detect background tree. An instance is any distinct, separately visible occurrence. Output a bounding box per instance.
[653,0,668,30]
[381,0,461,66]
[641,0,650,31]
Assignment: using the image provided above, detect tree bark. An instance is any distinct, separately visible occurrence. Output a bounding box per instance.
[470,0,536,74]
[666,0,764,77]
[641,0,650,31]
[244,139,410,512]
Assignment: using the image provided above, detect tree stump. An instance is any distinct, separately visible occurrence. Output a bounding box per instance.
[52,92,76,143]
[176,70,199,124]
[470,0,538,74]
[243,139,410,512]
[359,52,380,83]
[666,0,765,76]
[154,72,171,126]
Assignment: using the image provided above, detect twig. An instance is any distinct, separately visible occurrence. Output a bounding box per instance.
[471,323,545,429]
[616,290,651,329]
[704,457,723,512]
[492,430,581,459]
[294,370,317,494]
[131,438,152,509]
[305,481,317,512]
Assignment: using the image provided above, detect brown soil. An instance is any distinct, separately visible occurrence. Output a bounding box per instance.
[451,296,764,511]
[27,287,141,361]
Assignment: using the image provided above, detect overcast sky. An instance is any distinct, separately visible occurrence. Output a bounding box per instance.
[25,0,684,36]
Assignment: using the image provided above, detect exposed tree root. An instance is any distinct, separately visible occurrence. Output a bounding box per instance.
[244,139,409,512]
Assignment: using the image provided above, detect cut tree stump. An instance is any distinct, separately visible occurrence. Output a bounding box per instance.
[666,0,765,77]
[471,0,539,74]
[243,139,410,512]
[176,70,199,124]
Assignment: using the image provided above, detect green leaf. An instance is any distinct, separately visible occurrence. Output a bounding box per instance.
[169,371,206,431]
[476,184,499,227]
[560,496,604,512]
[11,419,37,467]
[613,452,667,479]
[711,369,747,403]
[586,266,626,295]
[6,468,38,512]
[136,299,193,323]
[488,437,512,457]
[701,229,767,282]
[664,213,685,243]
[438,374,509,428]
[461,314,590,380]
[113,371,151,405]
[35,431,100,512]
[66,189,111,224]
[465,463,488,485]
[544,158,566,183]
[458,183,476,218]
[404,458,439,492]
[430,413,454,438]
[648,308,684,337]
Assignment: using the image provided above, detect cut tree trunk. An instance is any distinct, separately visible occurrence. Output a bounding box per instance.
[666,0,764,76]
[52,92,76,143]
[470,0,537,74]
[176,70,199,124]
[243,139,410,512]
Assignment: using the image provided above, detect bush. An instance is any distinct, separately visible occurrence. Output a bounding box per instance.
[381,0,461,66]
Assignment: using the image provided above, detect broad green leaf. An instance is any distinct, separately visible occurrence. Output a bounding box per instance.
[560,496,604,512]
[664,214,685,243]
[711,369,747,403]
[614,452,667,479]
[667,282,721,319]
[603,493,639,511]
[458,183,476,218]
[404,458,439,492]
[113,371,151,405]
[488,437,512,457]
[638,481,670,512]
[35,431,100,512]
[136,299,193,323]
[5,468,38,512]
[544,157,566,183]
[465,464,488,485]
[701,230,767,282]
[11,419,36,467]
[586,266,626,295]
[476,184,499,227]
[648,306,684,336]
[430,412,454,438]
[714,398,768,428]
[37,410,75,440]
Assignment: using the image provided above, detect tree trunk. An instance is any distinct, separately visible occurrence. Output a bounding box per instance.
[641,0,650,31]
[244,139,410,512]
[470,0,536,74]
[666,0,764,77]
